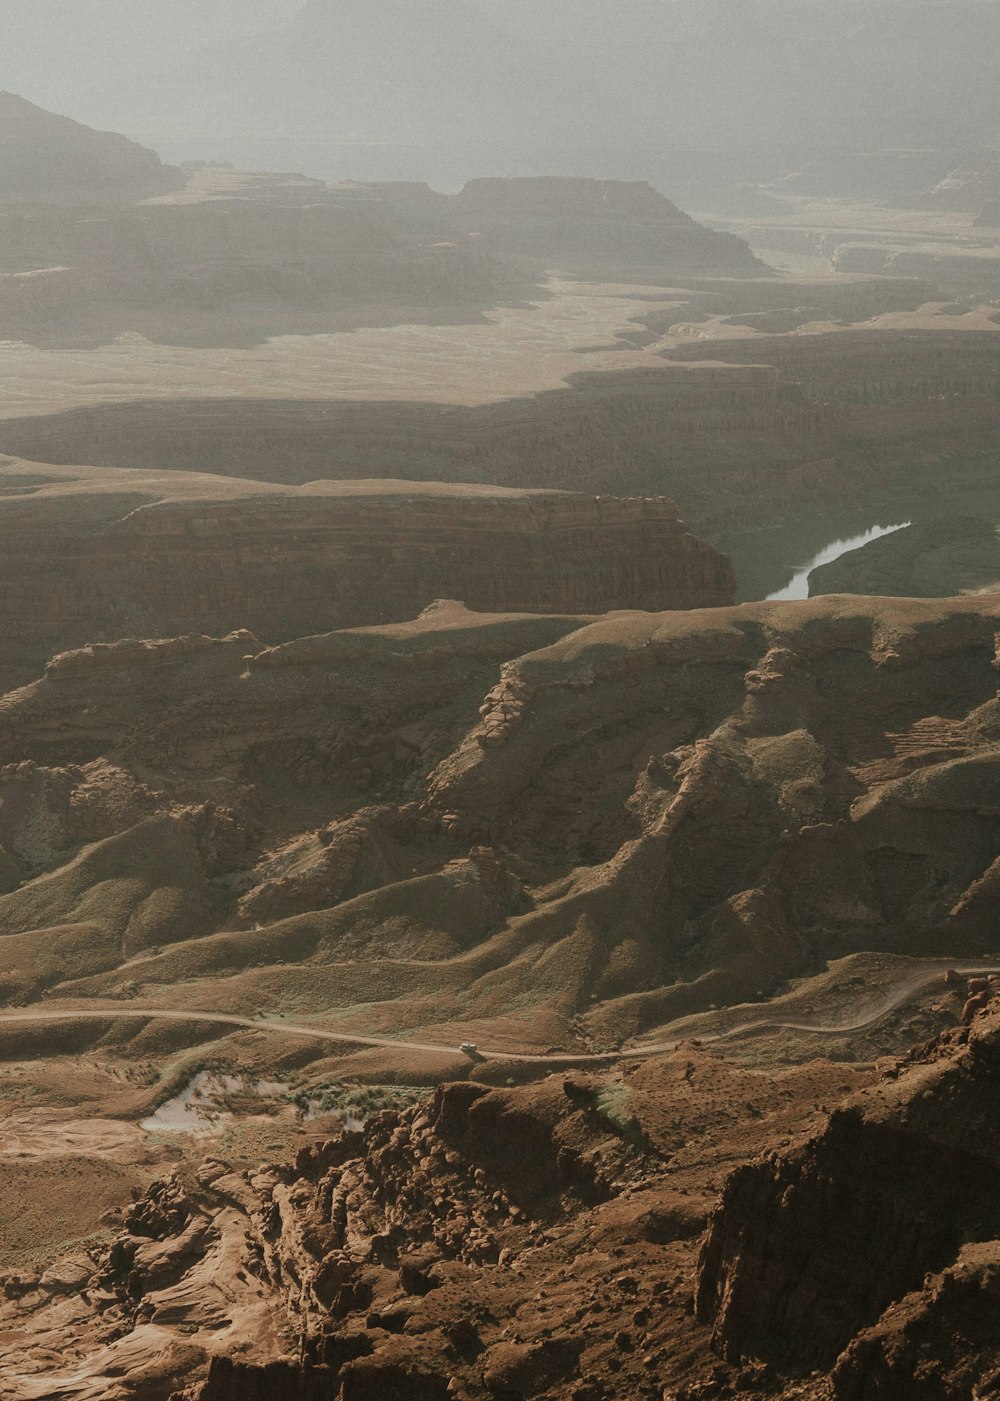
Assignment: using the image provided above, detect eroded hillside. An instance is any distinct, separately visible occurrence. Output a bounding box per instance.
[0,593,998,1058]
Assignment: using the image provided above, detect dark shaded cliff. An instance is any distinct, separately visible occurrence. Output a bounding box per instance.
[809,517,1000,599]
[697,1003,1000,1395]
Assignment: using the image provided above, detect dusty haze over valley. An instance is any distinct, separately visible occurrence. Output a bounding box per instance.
[1,5,1000,1399]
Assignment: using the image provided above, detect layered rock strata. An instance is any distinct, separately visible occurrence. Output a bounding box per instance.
[0,466,734,685]
[6,994,1000,1398]
[0,593,998,1026]
[7,327,1000,601]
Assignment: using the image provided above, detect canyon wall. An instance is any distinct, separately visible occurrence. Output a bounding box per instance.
[697,1005,1000,1394]
[809,517,1000,599]
[0,365,828,532]
[0,198,512,348]
[442,175,768,274]
[0,469,734,685]
[7,330,1000,557]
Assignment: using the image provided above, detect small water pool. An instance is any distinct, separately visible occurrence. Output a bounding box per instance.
[141,1071,289,1135]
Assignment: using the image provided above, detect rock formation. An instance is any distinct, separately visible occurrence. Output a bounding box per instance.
[698,993,1000,1396]
[0,584,998,1392]
[0,176,518,349]
[443,177,767,276]
[0,121,767,347]
[7,321,1000,600]
[0,592,997,1026]
[5,983,1000,1397]
[0,1048,865,1400]
[0,465,734,686]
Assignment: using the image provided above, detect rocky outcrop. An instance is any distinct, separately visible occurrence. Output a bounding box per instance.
[8,998,1000,1399]
[0,1044,880,1401]
[0,92,180,204]
[697,995,1000,1389]
[0,467,734,686]
[3,595,1000,1393]
[0,592,998,1030]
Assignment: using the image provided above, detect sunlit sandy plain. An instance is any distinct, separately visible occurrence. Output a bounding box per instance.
[2,274,998,421]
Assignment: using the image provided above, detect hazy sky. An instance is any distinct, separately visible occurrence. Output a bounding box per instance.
[2,2,996,191]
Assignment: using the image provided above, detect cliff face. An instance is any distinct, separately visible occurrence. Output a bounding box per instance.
[0,197,514,348]
[697,998,1000,1392]
[7,329,1000,602]
[0,365,827,528]
[0,468,734,685]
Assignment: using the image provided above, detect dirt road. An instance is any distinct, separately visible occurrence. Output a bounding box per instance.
[0,960,989,1066]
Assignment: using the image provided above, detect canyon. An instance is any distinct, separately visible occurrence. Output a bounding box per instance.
[0,105,764,351]
[5,320,999,600]
[4,64,1000,1400]
[1,591,1000,1395]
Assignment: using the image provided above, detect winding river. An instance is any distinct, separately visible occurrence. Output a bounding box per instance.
[766,522,911,601]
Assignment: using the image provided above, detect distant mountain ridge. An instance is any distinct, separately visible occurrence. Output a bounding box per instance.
[0,92,181,203]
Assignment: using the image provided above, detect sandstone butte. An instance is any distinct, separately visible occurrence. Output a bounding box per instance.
[0,589,1000,1396]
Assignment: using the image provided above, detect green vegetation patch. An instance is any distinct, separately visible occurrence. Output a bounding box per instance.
[291,1081,425,1121]
[593,1079,653,1152]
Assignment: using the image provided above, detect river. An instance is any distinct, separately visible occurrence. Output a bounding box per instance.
[765,522,911,601]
